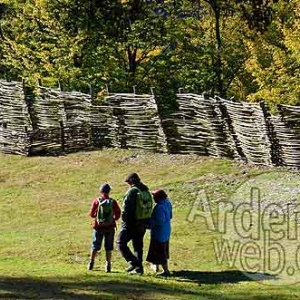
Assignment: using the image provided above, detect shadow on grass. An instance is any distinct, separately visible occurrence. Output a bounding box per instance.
[0,271,280,300]
[172,270,277,284]
[0,275,196,300]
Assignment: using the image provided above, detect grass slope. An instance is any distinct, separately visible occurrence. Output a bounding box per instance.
[0,149,299,299]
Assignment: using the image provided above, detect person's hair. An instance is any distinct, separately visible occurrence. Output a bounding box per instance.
[125,173,140,184]
[152,189,167,202]
[99,183,111,194]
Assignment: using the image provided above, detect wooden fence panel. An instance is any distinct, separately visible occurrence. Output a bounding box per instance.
[92,94,167,152]
[0,80,30,155]
[3,79,300,169]
[0,80,31,132]
[30,86,66,129]
[271,105,300,168]
[28,127,62,155]
[28,87,92,155]
[0,128,29,155]
[64,123,92,153]
[169,94,214,155]
[90,106,112,148]
[220,100,272,165]
[168,94,235,157]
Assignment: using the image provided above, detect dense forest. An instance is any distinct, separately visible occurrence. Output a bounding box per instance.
[0,0,299,109]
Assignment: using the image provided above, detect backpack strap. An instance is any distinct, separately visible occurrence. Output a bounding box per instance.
[98,197,113,204]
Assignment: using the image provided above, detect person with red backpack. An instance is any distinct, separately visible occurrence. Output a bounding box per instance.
[87,183,121,272]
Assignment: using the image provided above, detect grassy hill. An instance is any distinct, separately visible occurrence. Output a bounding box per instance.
[0,149,299,299]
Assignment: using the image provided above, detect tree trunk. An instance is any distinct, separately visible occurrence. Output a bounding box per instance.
[127,47,137,86]
[205,0,225,97]
[214,5,224,97]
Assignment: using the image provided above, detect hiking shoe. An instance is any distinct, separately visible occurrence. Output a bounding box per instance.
[151,264,160,273]
[125,261,137,273]
[156,270,171,277]
[87,260,94,271]
[129,266,144,275]
[105,262,111,273]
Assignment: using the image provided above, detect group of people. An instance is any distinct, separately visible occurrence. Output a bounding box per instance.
[87,173,173,277]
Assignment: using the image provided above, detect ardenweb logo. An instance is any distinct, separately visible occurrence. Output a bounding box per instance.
[187,171,300,285]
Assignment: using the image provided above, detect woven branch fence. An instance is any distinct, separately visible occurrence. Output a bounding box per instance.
[166,93,300,168]
[168,94,272,165]
[1,79,300,168]
[0,80,166,156]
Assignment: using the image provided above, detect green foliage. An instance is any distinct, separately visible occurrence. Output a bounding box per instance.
[0,1,79,86]
[244,0,300,107]
[0,0,299,108]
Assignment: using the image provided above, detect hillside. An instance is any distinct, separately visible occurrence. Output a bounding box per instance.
[0,149,299,299]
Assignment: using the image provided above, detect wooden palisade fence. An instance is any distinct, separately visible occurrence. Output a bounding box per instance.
[0,80,166,156]
[1,79,300,168]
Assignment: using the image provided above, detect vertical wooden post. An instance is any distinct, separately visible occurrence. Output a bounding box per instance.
[277,104,284,121]
[58,80,63,91]
[216,98,247,162]
[260,101,280,166]
[60,120,65,152]
[89,84,94,101]
[116,97,127,149]
[22,78,26,91]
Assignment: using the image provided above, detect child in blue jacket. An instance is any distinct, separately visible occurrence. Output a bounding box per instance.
[146,189,172,276]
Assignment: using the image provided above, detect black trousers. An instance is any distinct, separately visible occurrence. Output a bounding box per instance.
[116,227,146,266]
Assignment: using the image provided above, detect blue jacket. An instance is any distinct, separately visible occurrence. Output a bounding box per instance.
[150,198,172,243]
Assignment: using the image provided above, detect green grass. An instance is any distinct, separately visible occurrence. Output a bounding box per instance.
[0,149,299,299]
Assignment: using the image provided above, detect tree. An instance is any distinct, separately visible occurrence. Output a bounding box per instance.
[43,0,176,92]
[0,0,296,111]
[0,1,13,78]
[244,0,300,107]
[0,0,79,86]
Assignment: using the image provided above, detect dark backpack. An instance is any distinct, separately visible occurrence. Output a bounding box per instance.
[133,188,153,220]
[97,198,114,226]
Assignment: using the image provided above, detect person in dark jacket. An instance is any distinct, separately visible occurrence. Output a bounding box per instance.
[146,189,172,277]
[116,173,152,275]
